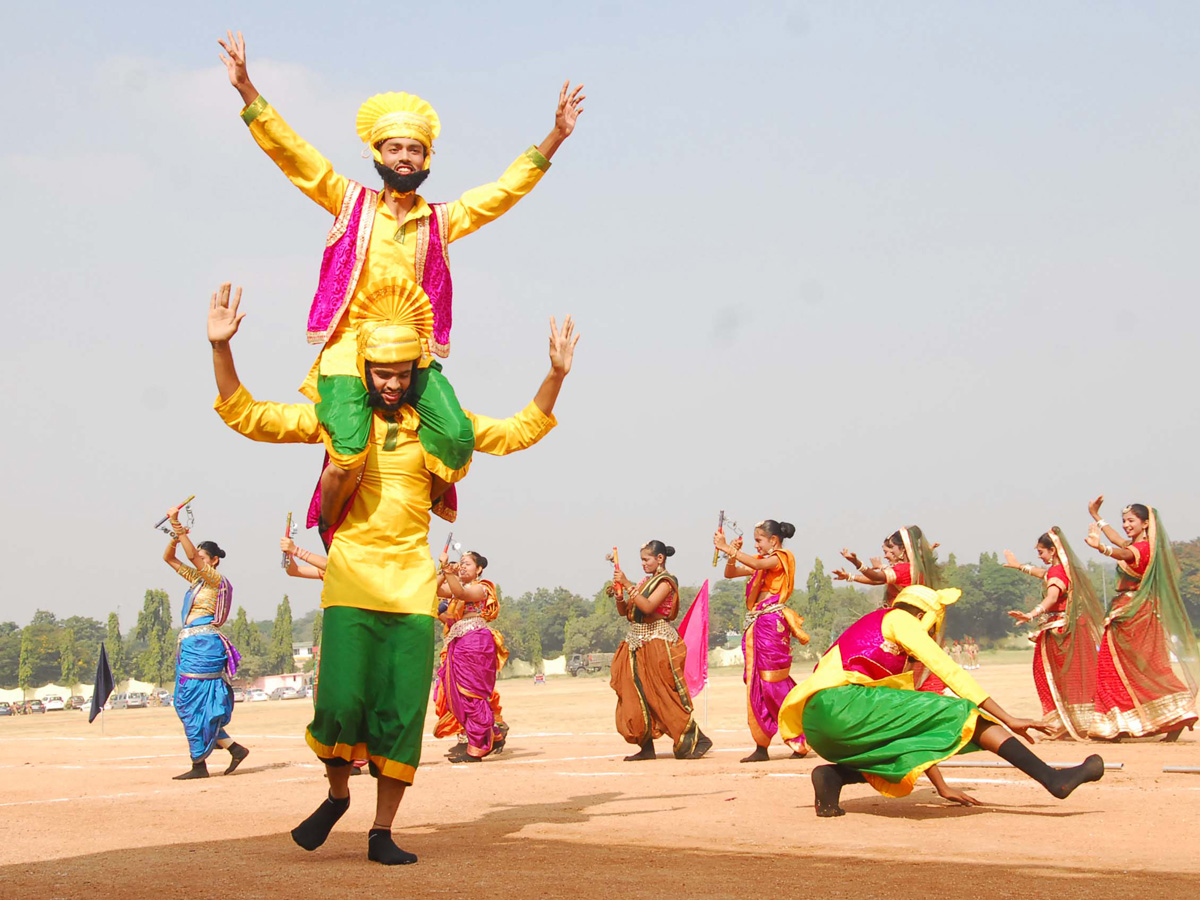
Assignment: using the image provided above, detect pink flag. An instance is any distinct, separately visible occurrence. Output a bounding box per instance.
[678,579,710,698]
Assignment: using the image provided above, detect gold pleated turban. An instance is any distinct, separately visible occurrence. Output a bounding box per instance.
[355,279,434,382]
[356,92,441,167]
[893,585,962,634]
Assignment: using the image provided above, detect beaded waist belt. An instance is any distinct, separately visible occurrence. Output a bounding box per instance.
[743,602,785,631]
[626,619,680,652]
[178,624,220,642]
[447,616,490,643]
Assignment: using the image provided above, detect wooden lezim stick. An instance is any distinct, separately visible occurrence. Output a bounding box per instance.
[153,495,195,529]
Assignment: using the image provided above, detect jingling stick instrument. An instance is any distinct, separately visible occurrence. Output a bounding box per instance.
[606,548,624,599]
[281,512,297,570]
[154,496,195,535]
[712,510,726,566]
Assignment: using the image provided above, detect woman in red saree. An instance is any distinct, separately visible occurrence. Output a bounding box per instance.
[1004,527,1102,740]
[1085,498,1198,740]
[715,519,810,762]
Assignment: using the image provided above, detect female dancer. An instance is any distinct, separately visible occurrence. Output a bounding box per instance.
[436,549,509,762]
[163,507,248,779]
[713,519,810,762]
[1003,527,1102,740]
[1085,498,1198,739]
[836,525,946,690]
[778,585,1105,817]
[834,525,940,603]
[609,541,712,760]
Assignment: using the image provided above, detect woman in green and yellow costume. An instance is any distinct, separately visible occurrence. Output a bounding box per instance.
[218,30,584,530]
[779,585,1106,818]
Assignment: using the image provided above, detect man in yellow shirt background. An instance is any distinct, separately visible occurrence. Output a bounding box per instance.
[206,280,578,864]
[217,30,584,533]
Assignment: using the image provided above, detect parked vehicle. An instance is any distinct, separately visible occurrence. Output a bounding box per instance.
[232,688,246,703]
[110,692,149,710]
[68,696,87,710]
[567,652,614,676]
[270,686,302,701]
[43,695,65,711]
[246,689,269,703]
[0,702,12,716]
[24,699,46,714]
[152,689,173,707]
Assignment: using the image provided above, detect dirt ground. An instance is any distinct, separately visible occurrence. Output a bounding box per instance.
[2,661,1198,899]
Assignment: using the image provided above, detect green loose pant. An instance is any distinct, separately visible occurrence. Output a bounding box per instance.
[306,607,435,784]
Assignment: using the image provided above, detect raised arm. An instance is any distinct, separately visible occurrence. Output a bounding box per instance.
[467,316,579,455]
[442,83,585,242]
[208,283,322,443]
[1087,494,1134,554]
[218,30,347,214]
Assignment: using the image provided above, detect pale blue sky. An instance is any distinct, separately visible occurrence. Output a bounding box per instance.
[2,2,1197,624]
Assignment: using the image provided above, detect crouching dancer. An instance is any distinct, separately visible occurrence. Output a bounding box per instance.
[206,282,577,864]
[778,585,1105,817]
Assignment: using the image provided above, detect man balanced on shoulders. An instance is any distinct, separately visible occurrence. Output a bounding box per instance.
[207,280,578,865]
[218,31,584,531]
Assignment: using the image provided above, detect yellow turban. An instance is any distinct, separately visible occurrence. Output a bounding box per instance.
[893,584,962,634]
[354,279,435,383]
[356,92,441,167]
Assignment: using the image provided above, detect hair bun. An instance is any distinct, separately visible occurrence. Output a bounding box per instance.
[779,522,796,539]
[664,545,676,557]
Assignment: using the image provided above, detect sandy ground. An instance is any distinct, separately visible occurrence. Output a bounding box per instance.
[1,661,1198,899]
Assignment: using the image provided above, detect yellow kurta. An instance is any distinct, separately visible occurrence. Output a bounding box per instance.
[240,98,551,378]
[214,385,556,615]
[778,608,990,744]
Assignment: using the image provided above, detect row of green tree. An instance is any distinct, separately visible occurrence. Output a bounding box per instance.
[5,539,1199,689]
[0,592,322,692]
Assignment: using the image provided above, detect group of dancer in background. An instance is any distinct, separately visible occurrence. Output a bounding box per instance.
[1001,498,1199,741]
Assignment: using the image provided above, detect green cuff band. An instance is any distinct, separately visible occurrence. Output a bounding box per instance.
[241,95,269,126]
[524,145,551,172]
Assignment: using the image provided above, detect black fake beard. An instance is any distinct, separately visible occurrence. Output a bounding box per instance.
[367,386,415,413]
[374,160,430,195]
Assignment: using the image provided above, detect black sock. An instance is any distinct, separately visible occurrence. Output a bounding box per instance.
[291,791,350,851]
[368,828,418,865]
[995,737,1105,799]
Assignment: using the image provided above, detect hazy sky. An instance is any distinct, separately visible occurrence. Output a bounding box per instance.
[2,2,1197,626]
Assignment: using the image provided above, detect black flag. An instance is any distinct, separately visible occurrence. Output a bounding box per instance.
[89,642,115,723]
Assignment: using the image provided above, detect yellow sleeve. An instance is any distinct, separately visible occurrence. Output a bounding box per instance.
[196,563,222,588]
[176,563,201,584]
[884,610,989,705]
[213,384,322,444]
[240,97,349,216]
[442,147,551,242]
[464,401,556,456]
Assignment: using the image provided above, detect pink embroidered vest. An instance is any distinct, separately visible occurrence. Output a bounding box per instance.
[830,608,910,681]
[306,183,454,356]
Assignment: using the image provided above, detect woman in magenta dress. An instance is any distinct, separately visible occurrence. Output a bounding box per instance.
[714,519,810,762]
[1004,526,1102,740]
[1085,498,1198,739]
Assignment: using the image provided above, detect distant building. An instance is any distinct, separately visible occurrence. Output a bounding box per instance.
[292,642,315,667]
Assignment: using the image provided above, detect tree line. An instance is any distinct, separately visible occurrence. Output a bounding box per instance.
[4,539,1198,689]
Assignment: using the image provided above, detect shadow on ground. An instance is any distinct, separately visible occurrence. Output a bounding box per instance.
[5,790,1195,900]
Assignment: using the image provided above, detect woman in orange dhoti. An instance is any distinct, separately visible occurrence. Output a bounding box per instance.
[714,519,810,762]
[609,541,712,761]
[1085,499,1198,740]
[1003,527,1103,740]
